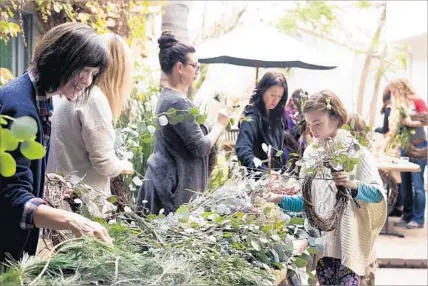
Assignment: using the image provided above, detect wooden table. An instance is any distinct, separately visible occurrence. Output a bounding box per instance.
[377,156,421,183]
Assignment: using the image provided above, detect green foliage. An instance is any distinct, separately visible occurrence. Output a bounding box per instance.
[0,0,163,48]
[277,1,339,35]
[0,115,45,177]
[0,0,25,43]
[388,107,414,152]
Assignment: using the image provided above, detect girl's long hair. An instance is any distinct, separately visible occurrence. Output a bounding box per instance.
[98,33,134,123]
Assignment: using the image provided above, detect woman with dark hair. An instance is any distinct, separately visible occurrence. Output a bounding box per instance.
[137,31,230,215]
[375,88,392,134]
[235,71,289,171]
[0,22,111,264]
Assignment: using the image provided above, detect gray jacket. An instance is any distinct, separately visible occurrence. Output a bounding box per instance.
[137,87,214,215]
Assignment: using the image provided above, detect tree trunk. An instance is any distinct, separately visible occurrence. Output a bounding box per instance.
[368,45,388,128]
[160,1,192,90]
[356,2,387,114]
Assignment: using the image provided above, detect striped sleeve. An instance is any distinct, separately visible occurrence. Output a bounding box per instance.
[20,198,46,230]
[279,195,304,212]
[356,182,383,203]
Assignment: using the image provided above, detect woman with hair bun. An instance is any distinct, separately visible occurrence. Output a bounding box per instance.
[137,31,230,215]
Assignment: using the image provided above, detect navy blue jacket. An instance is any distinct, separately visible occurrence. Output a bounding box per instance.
[236,105,288,172]
[0,74,49,262]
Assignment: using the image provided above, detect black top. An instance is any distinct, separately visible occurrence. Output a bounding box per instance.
[375,107,391,134]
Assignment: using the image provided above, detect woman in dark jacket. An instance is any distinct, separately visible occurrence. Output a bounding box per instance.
[235,71,289,172]
[0,23,111,265]
[375,88,392,134]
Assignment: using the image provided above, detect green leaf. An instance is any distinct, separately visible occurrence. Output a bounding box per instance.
[250,240,260,251]
[307,247,317,255]
[289,217,304,225]
[106,196,118,204]
[275,150,284,157]
[236,211,245,219]
[196,114,206,125]
[167,107,177,115]
[0,152,16,177]
[177,206,190,219]
[176,114,185,123]
[264,207,272,215]
[255,251,270,264]
[184,113,194,121]
[191,107,200,116]
[223,232,232,238]
[0,128,19,152]
[147,214,157,220]
[263,224,273,233]
[138,122,147,133]
[10,116,38,141]
[270,248,280,263]
[295,257,308,268]
[20,140,45,160]
[342,124,351,131]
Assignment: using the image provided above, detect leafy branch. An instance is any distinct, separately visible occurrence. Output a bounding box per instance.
[0,115,45,177]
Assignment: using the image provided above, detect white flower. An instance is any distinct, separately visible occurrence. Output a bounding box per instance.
[158,115,168,126]
[253,157,262,168]
[136,81,145,94]
[262,143,268,153]
[147,125,156,134]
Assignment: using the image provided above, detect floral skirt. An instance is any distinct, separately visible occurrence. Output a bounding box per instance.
[316,257,361,285]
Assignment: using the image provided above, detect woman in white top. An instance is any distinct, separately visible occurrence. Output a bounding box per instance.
[48,33,134,195]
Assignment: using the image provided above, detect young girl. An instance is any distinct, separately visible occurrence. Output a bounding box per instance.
[268,91,387,285]
[48,33,134,195]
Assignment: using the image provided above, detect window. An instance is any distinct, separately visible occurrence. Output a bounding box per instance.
[0,12,33,77]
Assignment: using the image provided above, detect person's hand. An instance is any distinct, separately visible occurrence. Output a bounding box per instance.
[67,212,113,244]
[121,160,134,175]
[402,116,413,127]
[216,109,230,127]
[332,172,358,190]
[265,193,284,204]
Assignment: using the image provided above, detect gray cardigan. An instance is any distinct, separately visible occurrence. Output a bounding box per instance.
[137,87,213,214]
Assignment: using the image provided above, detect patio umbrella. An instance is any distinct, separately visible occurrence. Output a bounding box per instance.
[197,23,337,81]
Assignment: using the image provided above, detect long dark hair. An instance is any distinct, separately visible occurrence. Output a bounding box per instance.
[248,71,288,128]
[381,87,391,114]
[32,22,108,95]
[158,31,195,74]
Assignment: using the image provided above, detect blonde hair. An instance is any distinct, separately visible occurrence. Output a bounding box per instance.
[347,113,369,141]
[303,90,348,128]
[98,33,134,123]
[386,78,417,143]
